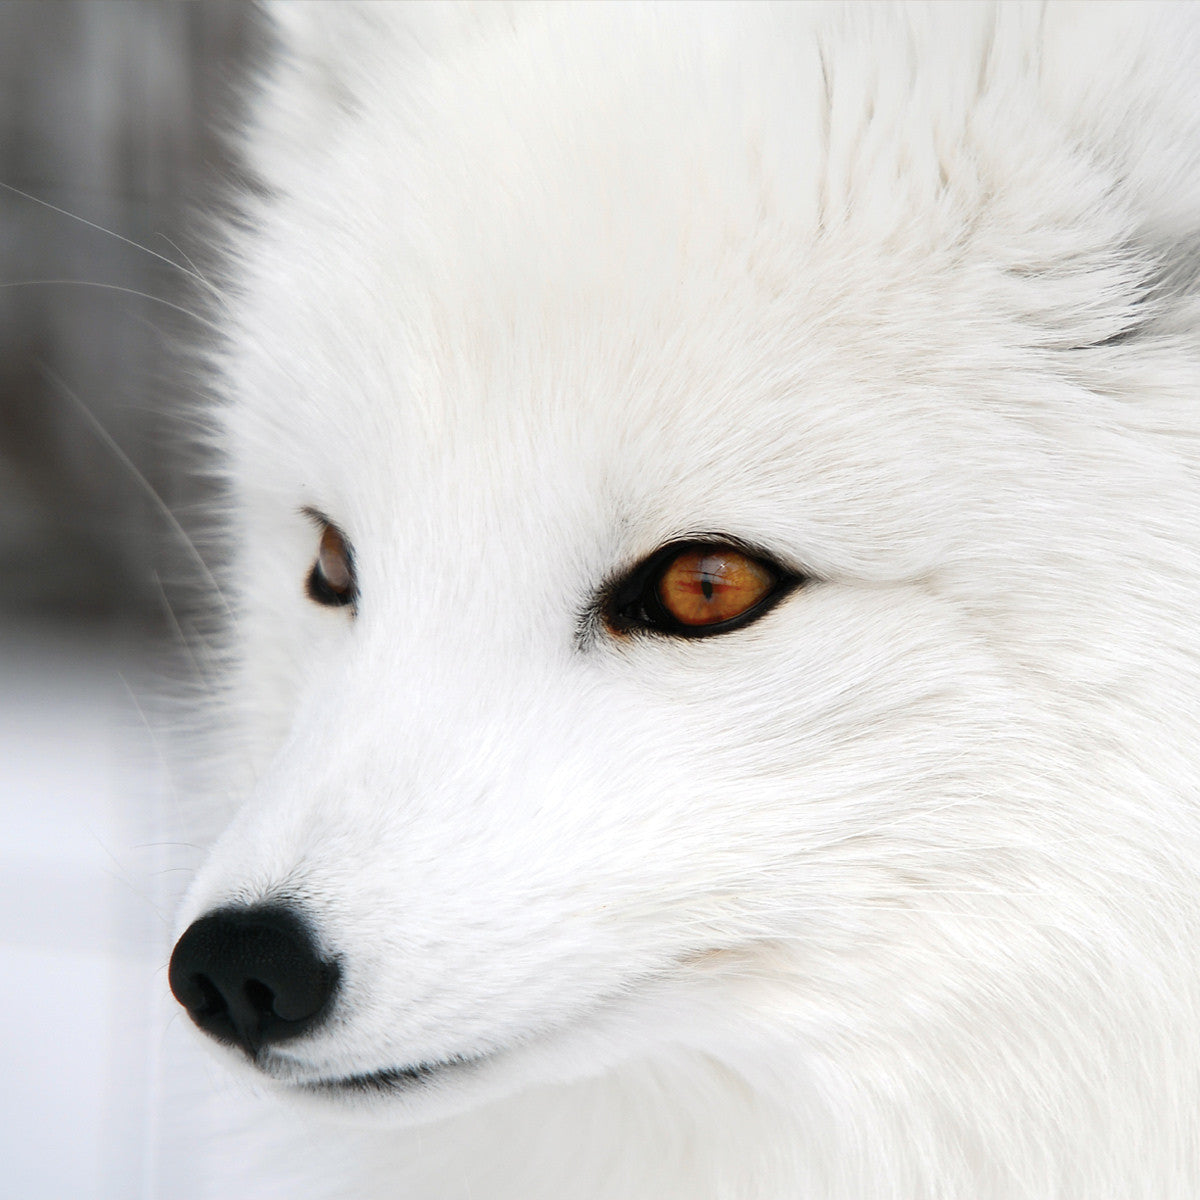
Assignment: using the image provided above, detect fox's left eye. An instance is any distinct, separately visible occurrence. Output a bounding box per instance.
[306,521,357,609]
[607,540,796,637]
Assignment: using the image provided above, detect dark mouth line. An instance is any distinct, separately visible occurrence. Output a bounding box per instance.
[289,980,661,1097]
[298,1052,484,1095]
[287,980,656,1097]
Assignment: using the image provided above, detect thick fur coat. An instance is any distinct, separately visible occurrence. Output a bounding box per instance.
[172,3,1200,1196]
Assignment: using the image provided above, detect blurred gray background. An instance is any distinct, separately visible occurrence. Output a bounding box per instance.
[0,4,261,1196]
[1,0,256,622]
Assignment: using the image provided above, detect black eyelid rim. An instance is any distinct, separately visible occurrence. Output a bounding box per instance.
[603,536,805,638]
[300,506,359,610]
[300,505,340,531]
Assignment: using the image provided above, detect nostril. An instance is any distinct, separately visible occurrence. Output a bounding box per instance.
[192,973,229,1020]
[243,977,276,1019]
[168,904,340,1058]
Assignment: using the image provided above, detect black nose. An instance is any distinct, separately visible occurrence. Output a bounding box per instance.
[168,905,339,1057]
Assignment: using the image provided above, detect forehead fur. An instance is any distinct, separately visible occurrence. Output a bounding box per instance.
[218,1,1200,597]
[229,2,1194,432]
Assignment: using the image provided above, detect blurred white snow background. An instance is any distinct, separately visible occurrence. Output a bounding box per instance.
[0,621,171,1199]
[0,5,257,1196]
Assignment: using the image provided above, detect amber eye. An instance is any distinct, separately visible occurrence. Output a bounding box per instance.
[607,540,795,637]
[306,521,357,608]
[656,548,775,626]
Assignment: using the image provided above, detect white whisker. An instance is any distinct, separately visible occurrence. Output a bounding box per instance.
[0,179,224,302]
[37,362,233,620]
[0,279,217,328]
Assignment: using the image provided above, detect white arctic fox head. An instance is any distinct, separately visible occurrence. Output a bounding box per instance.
[173,2,1200,1193]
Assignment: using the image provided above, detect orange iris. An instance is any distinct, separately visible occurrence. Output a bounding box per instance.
[656,548,775,627]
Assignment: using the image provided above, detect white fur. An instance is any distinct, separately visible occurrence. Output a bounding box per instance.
[176,3,1200,1196]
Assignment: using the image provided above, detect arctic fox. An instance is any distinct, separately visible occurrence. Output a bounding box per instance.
[168,3,1200,1197]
